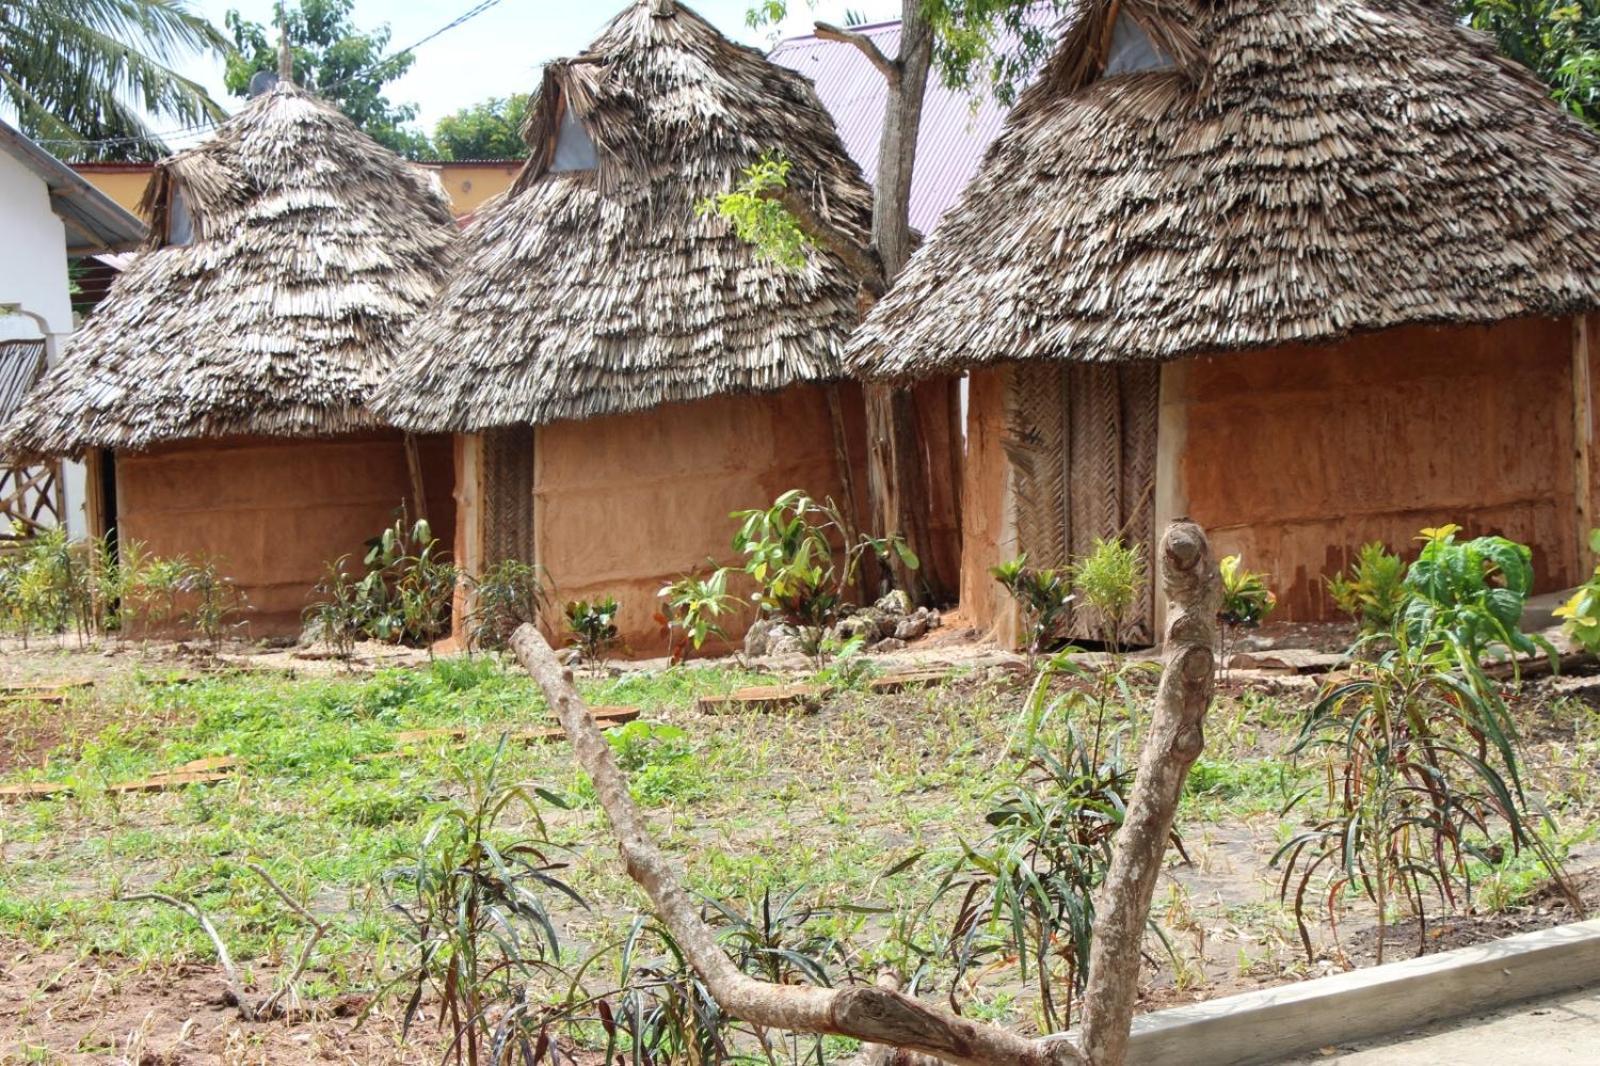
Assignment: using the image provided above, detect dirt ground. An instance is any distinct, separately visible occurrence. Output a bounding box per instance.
[1,626,1596,1064]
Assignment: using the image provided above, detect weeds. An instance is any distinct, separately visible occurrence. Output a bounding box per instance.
[565,596,621,669]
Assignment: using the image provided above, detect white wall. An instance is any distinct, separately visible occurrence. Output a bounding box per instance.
[0,149,89,539]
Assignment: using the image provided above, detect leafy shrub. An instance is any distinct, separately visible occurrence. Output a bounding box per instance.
[466,559,547,652]
[303,515,457,653]
[176,555,248,650]
[731,489,912,666]
[990,555,1073,662]
[1071,537,1146,652]
[382,746,582,1065]
[1273,630,1572,963]
[303,557,364,663]
[1402,524,1547,668]
[1218,554,1276,629]
[602,721,707,806]
[1555,529,1600,652]
[656,566,740,663]
[1326,541,1408,633]
[565,595,620,667]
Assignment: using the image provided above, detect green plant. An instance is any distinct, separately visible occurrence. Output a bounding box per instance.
[381,744,582,1066]
[1071,537,1146,653]
[1217,554,1276,675]
[310,514,458,651]
[656,565,740,664]
[603,721,708,806]
[176,554,248,650]
[1555,529,1600,652]
[1272,631,1574,963]
[565,596,621,669]
[303,557,364,663]
[1402,524,1548,669]
[990,556,1074,664]
[732,489,914,667]
[696,152,810,269]
[466,559,547,652]
[1326,541,1409,634]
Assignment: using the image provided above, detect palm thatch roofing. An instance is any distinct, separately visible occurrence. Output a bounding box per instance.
[2,84,457,458]
[846,0,1600,379]
[369,0,875,432]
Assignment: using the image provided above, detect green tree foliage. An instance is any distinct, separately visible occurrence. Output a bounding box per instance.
[223,0,433,157]
[432,93,530,160]
[1460,0,1600,126]
[0,0,229,161]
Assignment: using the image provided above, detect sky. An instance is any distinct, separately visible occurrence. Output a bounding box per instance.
[174,0,903,141]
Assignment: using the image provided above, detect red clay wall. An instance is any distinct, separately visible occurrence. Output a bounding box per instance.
[115,432,454,636]
[1173,317,1580,619]
[534,384,869,656]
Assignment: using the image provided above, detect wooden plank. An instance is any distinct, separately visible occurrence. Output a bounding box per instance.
[695,684,830,714]
[0,756,240,802]
[1575,314,1598,571]
[0,781,69,801]
[1225,649,1347,675]
[867,669,955,694]
[107,771,234,794]
[380,706,642,756]
[0,678,94,695]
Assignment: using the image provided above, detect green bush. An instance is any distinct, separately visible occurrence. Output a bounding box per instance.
[1326,541,1408,633]
[1401,524,1547,668]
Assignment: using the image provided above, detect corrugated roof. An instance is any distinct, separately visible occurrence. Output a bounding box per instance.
[0,340,46,424]
[768,14,1048,233]
[0,120,145,254]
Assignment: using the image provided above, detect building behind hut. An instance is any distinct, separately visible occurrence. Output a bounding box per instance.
[847,0,1600,645]
[2,83,459,635]
[372,0,884,655]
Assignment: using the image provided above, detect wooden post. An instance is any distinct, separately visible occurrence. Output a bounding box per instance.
[825,384,871,602]
[1574,315,1598,572]
[403,432,430,527]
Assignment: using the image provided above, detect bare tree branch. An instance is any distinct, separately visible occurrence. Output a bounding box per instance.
[124,891,253,1021]
[1078,520,1221,1063]
[509,625,1080,1066]
[246,862,330,1020]
[815,21,900,86]
[758,185,886,297]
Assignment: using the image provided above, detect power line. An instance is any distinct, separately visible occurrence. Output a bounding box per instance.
[28,0,510,150]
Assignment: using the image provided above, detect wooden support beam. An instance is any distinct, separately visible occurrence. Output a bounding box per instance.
[1574,315,1598,571]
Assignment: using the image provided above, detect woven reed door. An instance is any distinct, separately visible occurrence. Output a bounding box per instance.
[1006,362,1160,644]
[480,425,537,567]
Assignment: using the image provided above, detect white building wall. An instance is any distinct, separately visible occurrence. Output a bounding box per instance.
[0,149,89,538]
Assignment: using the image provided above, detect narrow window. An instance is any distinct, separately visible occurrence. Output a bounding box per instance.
[550,105,597,172]
[1103,12,1174,76]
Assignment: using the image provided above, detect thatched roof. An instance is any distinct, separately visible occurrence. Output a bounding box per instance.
[2,84,456,457]
[369,0,875,432]
[846,0,1600,379]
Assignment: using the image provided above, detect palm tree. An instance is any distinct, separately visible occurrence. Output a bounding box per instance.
[0,0,231,161]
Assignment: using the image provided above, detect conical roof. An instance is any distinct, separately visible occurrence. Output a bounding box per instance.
[847,0,1600,378]
[4,82,457,456]
[370,0,875,432]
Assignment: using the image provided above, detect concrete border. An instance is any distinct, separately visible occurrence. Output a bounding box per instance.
[1107,919,1600,1065]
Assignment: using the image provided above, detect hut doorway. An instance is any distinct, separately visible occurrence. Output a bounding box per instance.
[481,425,537,569]
[1005,361,1160,644]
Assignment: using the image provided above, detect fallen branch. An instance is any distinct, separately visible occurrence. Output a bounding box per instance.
[510,519,1219,1066]
[123,891,253,1021]
[246,862,330,1019]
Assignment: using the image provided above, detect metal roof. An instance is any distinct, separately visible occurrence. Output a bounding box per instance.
[0,120,147,254]
[769,16,1043,233]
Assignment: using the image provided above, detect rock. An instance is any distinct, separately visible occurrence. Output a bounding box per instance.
[875,590,914,617]
[297,618,325,648]
[836,610,892,643]
[925,609,942,631]
[744,618,773,658]
[869,637,908,654]
[766,624,805,656]
[894,614,928,642]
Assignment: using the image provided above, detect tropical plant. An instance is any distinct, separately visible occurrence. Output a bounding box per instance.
[565,596,621,669]
[731,488,914,666]
[1217,554,1276,674]
[303,556,364,663]
[466,559,547,652]
[1327,540,1409,634]
[1072,537,1146,653]
[381,743,583,1066]
[355,514,457,649]
[990,555,1073,665]
[0,0,229,161]
[176,554,248,650]
[1273,629,1575,964]
[656,565,740,664]
[1555,529,1600,652]
[1401,524,1549,669]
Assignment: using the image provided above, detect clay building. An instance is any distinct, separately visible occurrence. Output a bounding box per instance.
[846,0,1600,645]
[2,81,459,635]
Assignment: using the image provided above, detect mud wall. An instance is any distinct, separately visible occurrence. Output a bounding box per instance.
[115,432,454,637]
[533,384,869,657]
[1172,317,1580,620]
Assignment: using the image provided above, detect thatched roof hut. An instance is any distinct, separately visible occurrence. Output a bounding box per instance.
[846,0,1600,643]
[0,82,459,636]
[369,0,875,432]
[4,83,457,455]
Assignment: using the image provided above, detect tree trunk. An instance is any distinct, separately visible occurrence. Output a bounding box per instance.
[863,3,953,604]
[509,520,1222,1066]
